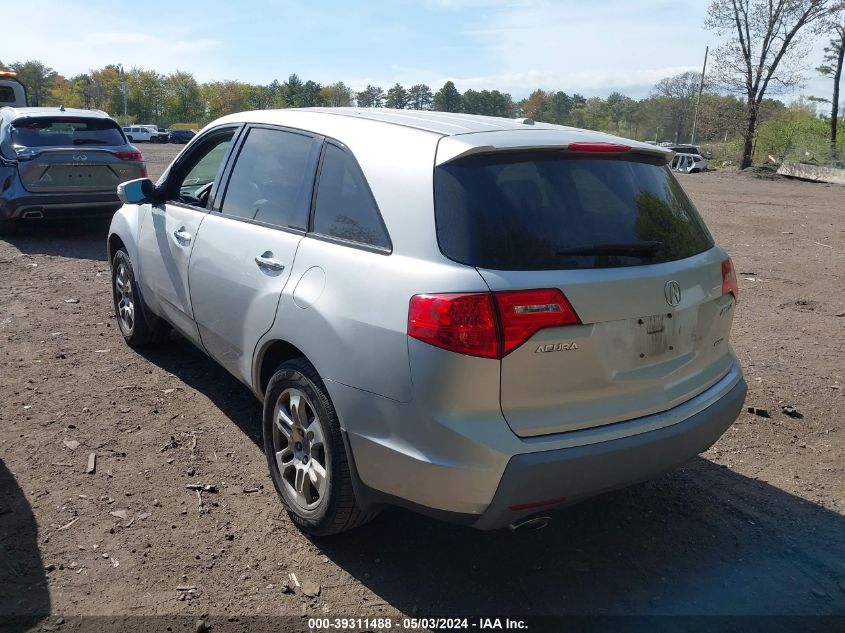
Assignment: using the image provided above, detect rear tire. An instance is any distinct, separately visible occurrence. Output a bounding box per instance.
[263,358,378,536]
[111,248,169,347]
[0,218,18,236]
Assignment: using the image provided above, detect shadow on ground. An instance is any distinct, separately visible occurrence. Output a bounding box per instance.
[0,459,50,630]
[139,333,845,620]
[137,336,264,447]
[320,461,845,618]
[2,216,112,261]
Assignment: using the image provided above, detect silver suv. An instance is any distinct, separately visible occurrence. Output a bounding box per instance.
[108,108,746,535]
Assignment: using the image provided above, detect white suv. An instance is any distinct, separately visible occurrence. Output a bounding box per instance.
[108,108,746,535]
[122,125,161,143]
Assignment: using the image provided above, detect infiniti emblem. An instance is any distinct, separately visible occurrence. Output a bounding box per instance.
[72,154,88,161]
[664,280,682,306]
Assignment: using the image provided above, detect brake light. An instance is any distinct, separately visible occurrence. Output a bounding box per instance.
[408,293,499,359]
[567,142,631,153]
[722,258,738,302]
[114,150,144,161]
[408,289,581,359]
[495,289,580,355]
[1,176,11,192]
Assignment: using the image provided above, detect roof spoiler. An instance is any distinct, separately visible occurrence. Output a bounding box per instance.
[436,131,673,166]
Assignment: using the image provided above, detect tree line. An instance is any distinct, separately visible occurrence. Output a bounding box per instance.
[2,0,843,167]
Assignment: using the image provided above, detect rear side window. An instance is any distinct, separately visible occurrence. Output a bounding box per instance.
[312,144,390,250]
[10,117,125,148]
[220,127,320,230]
[0,86,15,103]
[435,152,714,270]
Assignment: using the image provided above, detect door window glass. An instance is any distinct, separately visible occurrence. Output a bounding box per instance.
[220,127,319,230]
[170,130,234,208]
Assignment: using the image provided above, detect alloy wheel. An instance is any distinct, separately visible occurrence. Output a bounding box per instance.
[272,388,328,510]
[114,262,134,334]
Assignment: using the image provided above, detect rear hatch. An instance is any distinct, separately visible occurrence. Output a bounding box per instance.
[434,144,737,438]
[11,116,144,193]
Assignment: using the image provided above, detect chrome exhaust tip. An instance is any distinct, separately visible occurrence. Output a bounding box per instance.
[508,515,551,532]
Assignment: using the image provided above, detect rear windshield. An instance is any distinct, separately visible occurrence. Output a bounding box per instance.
[0,86,17,103]
[434,152,714,270]
[11,117,125,148]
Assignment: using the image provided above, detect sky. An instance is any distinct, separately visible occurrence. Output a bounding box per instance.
[2,0,834,102]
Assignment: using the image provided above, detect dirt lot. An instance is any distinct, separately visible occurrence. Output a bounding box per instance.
[1,143,843,629]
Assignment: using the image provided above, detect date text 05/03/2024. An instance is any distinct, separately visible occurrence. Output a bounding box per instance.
[308,617,528,630]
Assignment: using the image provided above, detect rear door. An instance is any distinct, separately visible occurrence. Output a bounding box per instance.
[136,125,239,344]
[434,150,737,437]
[188,125,322,384]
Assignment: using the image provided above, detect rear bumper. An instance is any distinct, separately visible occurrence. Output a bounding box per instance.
[339,362,746,528]
[0,191,121,220]
[473,375,746,529]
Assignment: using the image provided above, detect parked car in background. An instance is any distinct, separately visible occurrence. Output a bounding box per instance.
[662,143,702,156]
[0,69,28,108]
[108,108,745,535]
[670,152,709,173]
[168,129,196,144]
[122,125,164,143]
[142,125,169,143]
[0,106,145,235]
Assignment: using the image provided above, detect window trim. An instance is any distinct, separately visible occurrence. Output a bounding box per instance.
[214,123,323,233]
[307,139,393,255]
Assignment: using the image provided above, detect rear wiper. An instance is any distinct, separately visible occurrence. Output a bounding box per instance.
[556,241,663,257]
[73,139,109,145]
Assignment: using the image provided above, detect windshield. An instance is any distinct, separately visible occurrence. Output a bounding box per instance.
[434,152,714,270]
[11,117,126,148]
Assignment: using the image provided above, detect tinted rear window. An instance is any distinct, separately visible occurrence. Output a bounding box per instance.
[11,117,125,148]
[434,152,714,270]
[0,86,17,103]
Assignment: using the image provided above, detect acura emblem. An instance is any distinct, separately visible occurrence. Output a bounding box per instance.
[72,154,88,161]
[664,280,681,306]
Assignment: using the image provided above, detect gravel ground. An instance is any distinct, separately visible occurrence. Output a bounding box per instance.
[1,143,843,630]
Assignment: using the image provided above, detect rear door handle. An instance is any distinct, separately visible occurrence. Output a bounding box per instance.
[173,227,192,244]
[254,253,285,272]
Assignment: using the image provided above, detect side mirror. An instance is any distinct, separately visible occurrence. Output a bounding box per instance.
[118,178,156,205]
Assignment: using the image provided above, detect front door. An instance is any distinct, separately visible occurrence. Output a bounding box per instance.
[189,125,322,383]
[136,126,239,344]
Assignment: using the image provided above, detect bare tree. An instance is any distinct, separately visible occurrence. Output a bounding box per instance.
[817,4,845,156]
[706,0,831,168]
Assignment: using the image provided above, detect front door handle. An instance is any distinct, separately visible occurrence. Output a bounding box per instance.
[173,227,192,245]
[254,252,285,272]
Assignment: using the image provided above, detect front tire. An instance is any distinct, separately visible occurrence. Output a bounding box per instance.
[111,248,168,347]
[263,358,377,536]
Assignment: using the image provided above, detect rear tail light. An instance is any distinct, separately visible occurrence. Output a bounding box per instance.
[408,293,499,359]
[567,142,631,153]
[494,289,580,355]
[114,150,144,161]
[1,176,11,192]
[722,258,738,302]
[408,289,581,359]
